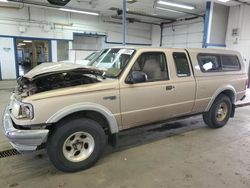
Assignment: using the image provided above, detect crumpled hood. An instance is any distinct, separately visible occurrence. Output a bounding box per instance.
[16,62,106,97]
[23,62,103,80]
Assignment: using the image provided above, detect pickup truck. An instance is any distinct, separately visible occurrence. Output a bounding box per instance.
[2,47,248,172]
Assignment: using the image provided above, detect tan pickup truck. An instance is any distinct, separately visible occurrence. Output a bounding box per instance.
[2,47,248,172]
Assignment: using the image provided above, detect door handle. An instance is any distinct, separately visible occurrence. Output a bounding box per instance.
[166,85,175,91]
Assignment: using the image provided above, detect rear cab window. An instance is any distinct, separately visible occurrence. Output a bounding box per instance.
[197,53,241,72]
[221,55,241,71]
[173,52,191,77]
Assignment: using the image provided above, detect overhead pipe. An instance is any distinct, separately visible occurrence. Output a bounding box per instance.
[7,0,60,8]
[111,16,161,26]
[115,8,175,21]
[126,10,175,21]
[232,0,250,6]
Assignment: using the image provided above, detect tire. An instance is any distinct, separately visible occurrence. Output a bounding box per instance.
[47,118,106,172]
[203,94,232,129]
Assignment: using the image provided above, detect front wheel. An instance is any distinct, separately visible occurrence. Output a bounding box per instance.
[203,94,232,129]
[47,118,106,172]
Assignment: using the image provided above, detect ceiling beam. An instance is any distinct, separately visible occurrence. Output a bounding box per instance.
[113,8,175,21]
[111,16,161,26]
[232,0,250,6]
[126,10,175,21]
[8,0,61,8]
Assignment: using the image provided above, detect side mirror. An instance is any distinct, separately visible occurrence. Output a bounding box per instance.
[127,71,147,84]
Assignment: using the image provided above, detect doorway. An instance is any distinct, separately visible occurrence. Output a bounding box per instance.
[15,39,51,76]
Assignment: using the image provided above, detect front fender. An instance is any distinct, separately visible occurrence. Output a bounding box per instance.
[46,102,119,134]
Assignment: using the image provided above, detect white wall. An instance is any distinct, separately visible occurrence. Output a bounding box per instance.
[226,5,250,70]
[0,37,16,79]
[209,3,229,45]
[151,25,161,47]
[0,6,152,79]
[0,7,152,43]
[160,18,204,48]
[51,40,57,62]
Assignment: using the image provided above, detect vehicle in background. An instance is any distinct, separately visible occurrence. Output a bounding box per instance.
[2,47,248,172]
[60,51,101,65]
[87,48,133,69]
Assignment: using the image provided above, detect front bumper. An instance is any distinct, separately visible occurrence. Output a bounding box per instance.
[2,106,49,152]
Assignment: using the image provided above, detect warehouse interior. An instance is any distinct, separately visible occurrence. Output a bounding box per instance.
[16,39,50,75]
[0,0,250,187]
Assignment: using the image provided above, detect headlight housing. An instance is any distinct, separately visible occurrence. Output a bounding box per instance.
[11,100,34,119]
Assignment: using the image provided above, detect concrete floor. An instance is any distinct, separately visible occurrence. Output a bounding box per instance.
[0,88,250,188]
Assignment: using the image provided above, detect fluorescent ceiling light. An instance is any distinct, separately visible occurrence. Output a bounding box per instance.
[59,8,99,16]
[17,43,26,46]
[217,0,230,2]
[157,0,195,10]
[156,6,184,14]
[23,40,32,43]
[0,0,8,2]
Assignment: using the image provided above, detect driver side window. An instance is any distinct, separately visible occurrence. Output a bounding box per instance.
[132,52,169,82]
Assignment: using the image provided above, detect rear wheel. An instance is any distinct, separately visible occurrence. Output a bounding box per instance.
[47,118,106,172]
[203,94,232,129]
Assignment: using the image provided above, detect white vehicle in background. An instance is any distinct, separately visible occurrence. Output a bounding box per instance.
[88,48,134,69]
[60,51,101,65]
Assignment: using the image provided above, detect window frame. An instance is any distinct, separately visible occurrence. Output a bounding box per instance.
[172,52,191,77]
[197,53,241,73]
[125,51,169,84]
[221,54,241,71]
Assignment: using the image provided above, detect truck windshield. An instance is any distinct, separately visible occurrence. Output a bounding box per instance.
[88,48,135,78]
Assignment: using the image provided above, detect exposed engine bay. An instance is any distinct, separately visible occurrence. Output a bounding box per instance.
[16,69,101,96]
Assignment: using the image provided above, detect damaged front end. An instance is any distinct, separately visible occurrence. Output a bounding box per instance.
[16,63,104,96]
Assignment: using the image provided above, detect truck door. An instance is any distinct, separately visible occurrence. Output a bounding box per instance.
[119,49,196,129]
[165,49,196,117]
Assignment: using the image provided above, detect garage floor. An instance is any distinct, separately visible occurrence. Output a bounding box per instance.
[0,88,250,188]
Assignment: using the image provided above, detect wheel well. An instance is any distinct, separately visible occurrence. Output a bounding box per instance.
[220,89,235,103]
[49,111,111,135]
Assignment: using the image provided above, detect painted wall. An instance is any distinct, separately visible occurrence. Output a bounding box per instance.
[0,6,152,79]
[226,4,250,70]
[0,37,16,79]
[157,18,204,48]
[51,40,57,62]
[0,6,152,43]
[204,2,229,48]
[151,25,161,47]
[210,3,229,45]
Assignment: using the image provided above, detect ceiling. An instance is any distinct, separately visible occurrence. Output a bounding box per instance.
[1,0,250,24]
[33,0,206,18]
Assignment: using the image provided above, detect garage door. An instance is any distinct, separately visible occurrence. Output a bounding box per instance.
[162,20,204,48]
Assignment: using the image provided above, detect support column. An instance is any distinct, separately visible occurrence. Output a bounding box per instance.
[160,23,164,47]
[122,0,126,46]
[202,1,212,48]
